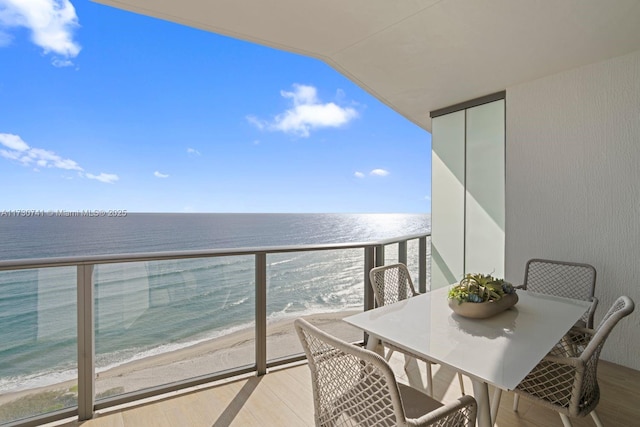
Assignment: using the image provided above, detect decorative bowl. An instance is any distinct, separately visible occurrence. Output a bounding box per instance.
[448,292,518,319]
[447,272,518,319]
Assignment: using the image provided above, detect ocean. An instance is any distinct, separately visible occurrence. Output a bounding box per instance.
[0,213,429,393]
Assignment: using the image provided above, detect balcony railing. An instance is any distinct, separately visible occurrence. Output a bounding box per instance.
[0,232,430,427]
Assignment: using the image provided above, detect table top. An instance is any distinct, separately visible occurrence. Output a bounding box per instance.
[343,287,591,390]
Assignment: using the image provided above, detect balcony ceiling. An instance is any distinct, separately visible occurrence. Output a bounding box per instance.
[94,0,640,131]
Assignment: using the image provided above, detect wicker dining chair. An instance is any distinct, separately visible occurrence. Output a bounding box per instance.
[512,296,634,427]
[369,263,465,396]
[521,259,598,328]
[294,318,477,427]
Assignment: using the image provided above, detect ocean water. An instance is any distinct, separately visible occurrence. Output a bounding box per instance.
[0,213,429,392]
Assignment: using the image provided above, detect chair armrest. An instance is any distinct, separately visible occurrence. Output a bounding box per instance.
[410,395,477,427]
[568,326,595,335]
[541,353,581,367]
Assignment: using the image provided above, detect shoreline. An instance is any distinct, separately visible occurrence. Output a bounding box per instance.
[0,310,361,408]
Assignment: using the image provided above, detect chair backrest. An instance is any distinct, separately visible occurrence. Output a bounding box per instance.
[294,318,408,426]
[523,258,597,325]
[369,263,419,307]
[294,318,476,427]
[583,296,634,362]
[524,296,634,418]
[573,296,634,415]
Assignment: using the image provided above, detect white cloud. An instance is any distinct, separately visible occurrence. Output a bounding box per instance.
[187,147,200,156]
[51,58,73,68]
[282,84,317,105]
[370,169,390,177]
[0,133,82,171]
[86,173,118,184]
[0,149,20,160]
[248,84,359,138]
[0,133,29,151]
[354,171,365,178]
[0,0,81,64]
[0,132,118,183]
[154,171,169,178]
[27,147,82,170]
[246,115,265,131]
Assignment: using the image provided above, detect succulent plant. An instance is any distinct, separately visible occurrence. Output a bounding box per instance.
[448,273,515,304]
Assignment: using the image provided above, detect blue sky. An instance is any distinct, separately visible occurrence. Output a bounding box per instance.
[0,0,431,213]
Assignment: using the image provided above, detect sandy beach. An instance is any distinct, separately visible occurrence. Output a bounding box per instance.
[0,310,361,411]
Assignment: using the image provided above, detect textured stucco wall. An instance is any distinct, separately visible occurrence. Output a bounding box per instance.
[506,49,640,370]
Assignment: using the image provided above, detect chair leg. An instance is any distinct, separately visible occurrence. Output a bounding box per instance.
[403,354,412,370]
[384,348,394,361]
[513,394,520,412]
[590,410,604,427]
[559,413,573,427]
[457,373,465,395]
[425,361,434,397]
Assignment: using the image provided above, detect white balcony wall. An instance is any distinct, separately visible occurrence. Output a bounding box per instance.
[506,49,640,370]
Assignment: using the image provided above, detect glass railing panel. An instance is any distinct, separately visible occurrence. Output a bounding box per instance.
[405,238,421,285]
[0,267,77,424]
[265,249,365,361]
[382,238,431,291]
[93,255,255,400]
[383,244,400,265]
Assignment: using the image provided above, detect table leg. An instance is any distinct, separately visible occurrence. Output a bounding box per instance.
[365,333,384,356]
[490,388,502,424]
[471,380,492,427]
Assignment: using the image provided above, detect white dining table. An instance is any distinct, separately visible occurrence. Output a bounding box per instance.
[343,286,591,427]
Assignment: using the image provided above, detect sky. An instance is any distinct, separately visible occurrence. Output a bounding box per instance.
[0,0,432,214]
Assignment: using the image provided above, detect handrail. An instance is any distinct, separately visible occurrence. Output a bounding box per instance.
[0,232,429,271]
[0,232,430,427]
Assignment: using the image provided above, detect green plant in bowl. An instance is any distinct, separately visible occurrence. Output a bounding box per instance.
[448,273,515,304]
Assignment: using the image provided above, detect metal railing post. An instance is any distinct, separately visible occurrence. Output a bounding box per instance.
[398,240,407,265]
[363,246,376,347]
[375,244,385,268]
[77,264,95,421]
[364,246,375,312]
[419,236,427,293]
[255,253,267,376]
